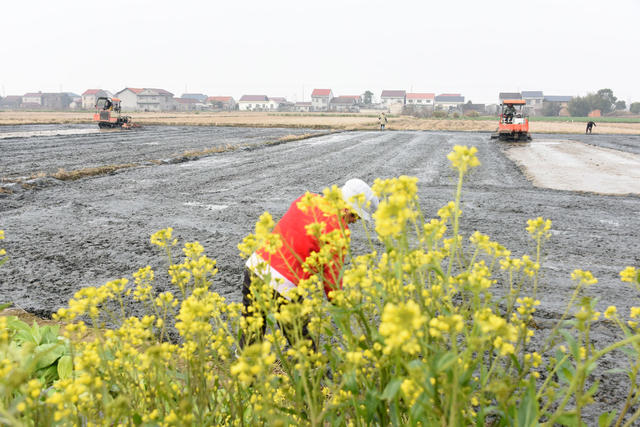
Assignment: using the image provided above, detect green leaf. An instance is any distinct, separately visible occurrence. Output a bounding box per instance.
[555,413,579,426]
[40,325,60,344]
[436,352,457,372]
[381,378,403,400]
[620,346,638,359]
[34,343,64,370]
[603,368,627,375]
[517,382,539,427]
[132,413,142,425]
[0,302,12,310]
[57,355,73,379]
[559,330,579,359]
[598,410,617,427]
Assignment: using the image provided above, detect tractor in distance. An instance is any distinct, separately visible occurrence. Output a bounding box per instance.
[93,97,137,129]
[491,99,531,141]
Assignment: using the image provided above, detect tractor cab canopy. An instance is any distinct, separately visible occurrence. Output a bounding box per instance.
[95,97,121,112]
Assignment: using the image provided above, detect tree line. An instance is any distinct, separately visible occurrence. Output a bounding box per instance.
[567,88,640,116]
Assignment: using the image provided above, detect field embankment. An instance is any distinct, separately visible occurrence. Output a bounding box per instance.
[2,111,640,134]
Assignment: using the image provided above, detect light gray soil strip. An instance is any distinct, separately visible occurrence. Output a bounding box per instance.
[506,139,640,195]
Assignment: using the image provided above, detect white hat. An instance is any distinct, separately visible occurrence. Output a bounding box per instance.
[341,179,379,222]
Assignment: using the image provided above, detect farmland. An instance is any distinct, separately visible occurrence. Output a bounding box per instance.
[1,125,640,422]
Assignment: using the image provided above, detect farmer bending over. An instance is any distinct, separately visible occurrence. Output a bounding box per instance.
[241,179,379,347]
[586,121,596,134]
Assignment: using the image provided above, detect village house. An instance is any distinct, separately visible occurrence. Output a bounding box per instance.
[0,95,23,109]
[406,93,435,109]
[238,95,269,111]
[543,95,573,116]
[380,90,406,108]
[311,89,333,111]
[462,103,486,116]
[22,92,43,106]
[206,96,236,110]
[294,102,312,112]
[434,94,465,112]
[268,97,288,110]
[329,96,360,112]
[115,88,175,111]
[521,91,544,116]
[82,89,110,110]
[181,93,208,102]
[41,93,71,110]
[174,97,199,111]
[65,93,82,109]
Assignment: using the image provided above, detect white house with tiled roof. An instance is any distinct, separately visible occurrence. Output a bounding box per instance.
[22,92,42,106]
[81,89,110,110]
[406,93,434,108]
[435,94,465,112]
[380,90,406,107]
[115,88,175,111]
[521,91,544,116]
[207,96,236,110]
[329,95,361,112]
[311,89,333,111]
[238,95,269,111]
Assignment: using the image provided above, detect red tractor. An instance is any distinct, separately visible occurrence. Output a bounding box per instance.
[491,99,531,141]
[93,97,137,129]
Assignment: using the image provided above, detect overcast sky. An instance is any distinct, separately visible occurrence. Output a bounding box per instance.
[2,0,639,104]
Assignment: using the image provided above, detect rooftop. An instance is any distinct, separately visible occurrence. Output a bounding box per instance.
[381,90,406,98]
[521,91,544,98]
[239,95,269,102]
[311,89,332,97]
[407,93,435,99]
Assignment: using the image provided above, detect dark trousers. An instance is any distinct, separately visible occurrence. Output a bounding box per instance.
[241,268,314,350]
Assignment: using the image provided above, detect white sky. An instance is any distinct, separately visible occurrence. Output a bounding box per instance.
[2,0,639,105]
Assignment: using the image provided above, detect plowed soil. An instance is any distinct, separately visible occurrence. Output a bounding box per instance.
[1,125,639,421]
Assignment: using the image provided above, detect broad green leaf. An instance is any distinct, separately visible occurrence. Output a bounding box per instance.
[517,382,539,427]
[598,410,617,427]
[40,325,60,344]
[380,378,403,400]
[435,352,457,372]
[57,355,73,379]
[34,343,64,370]
[555,413,579,426]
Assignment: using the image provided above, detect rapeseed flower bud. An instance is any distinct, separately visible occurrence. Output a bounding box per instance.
[571,269,598,286]
[620,266,639,283]
[447,145,481,173]
[526,217,552,240]
[379,301,426,355]
[604,306,617,319]
[150,227,177,248]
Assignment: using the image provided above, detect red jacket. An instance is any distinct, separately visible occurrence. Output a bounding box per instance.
[257,194,348,298]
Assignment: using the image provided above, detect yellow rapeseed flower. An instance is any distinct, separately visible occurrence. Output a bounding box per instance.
[604,306,618,319]
[379,301,426,355]
[447,145,481,173]
[526,217,552,240]
[150,227,177,248]
[620,266,639,283]
[571,269,598,286]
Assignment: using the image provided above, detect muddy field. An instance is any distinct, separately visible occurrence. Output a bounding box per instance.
[3,111,640,134]
[1,125,639,420]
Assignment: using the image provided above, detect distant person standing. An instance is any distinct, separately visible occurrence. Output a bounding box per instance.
[378,112,388,131]
[586,121,596,134]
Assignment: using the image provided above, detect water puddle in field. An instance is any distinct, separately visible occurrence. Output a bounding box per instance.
[0,128,101,139]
